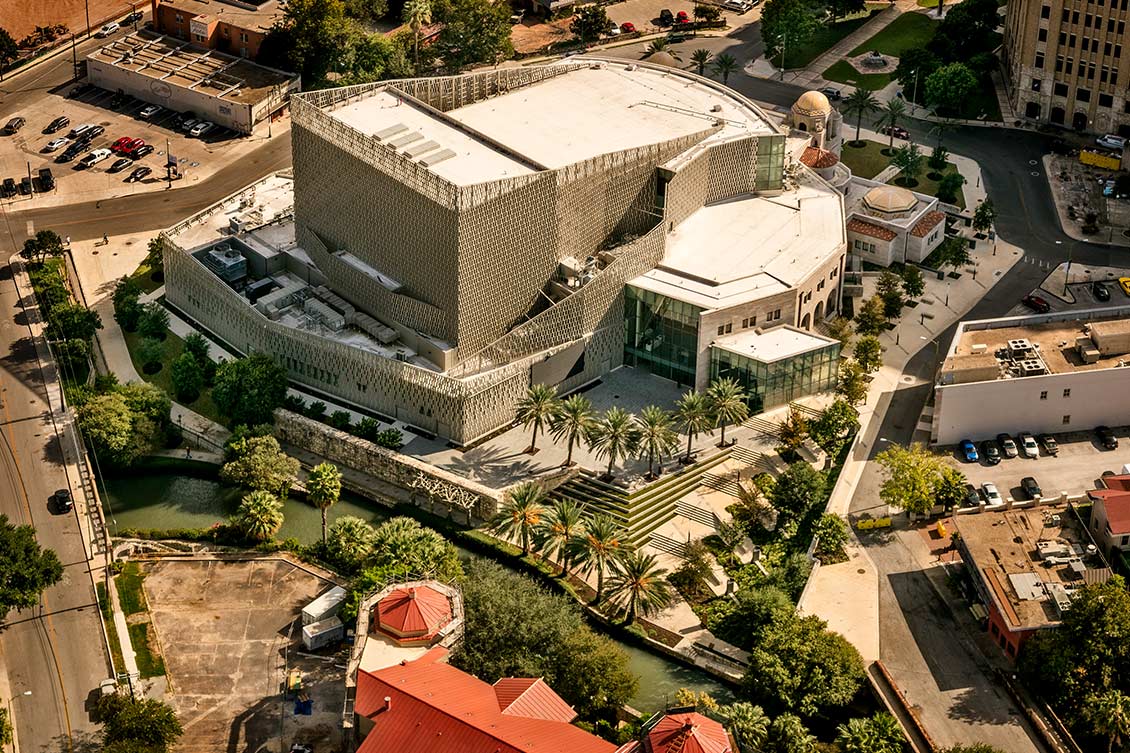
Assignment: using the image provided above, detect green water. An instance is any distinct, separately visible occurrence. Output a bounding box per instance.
[101,472,736,713]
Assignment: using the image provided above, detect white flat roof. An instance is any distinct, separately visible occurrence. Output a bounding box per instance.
[632,181,844,310]
[714,325,838,363]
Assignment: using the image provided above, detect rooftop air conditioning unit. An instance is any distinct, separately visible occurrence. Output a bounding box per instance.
[394,351,407,362]
[970,343,988,355]
[1018,359,1046,376]
[1008,338,1034,356]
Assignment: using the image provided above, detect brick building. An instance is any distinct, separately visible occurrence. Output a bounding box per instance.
[150,0,283,59]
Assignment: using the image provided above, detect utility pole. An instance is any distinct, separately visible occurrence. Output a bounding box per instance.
[1063,242,1074,295]
[84,0,92,39]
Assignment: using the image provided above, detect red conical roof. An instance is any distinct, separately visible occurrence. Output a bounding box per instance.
[643,713,731,753]
[376,586,453,643]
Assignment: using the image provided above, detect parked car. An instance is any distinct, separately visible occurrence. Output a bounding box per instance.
[1019,432,1040,459]
[126,166,152,182]
[1039,434,1059,456]
[138,104,164,120]
[38,168,54,191]
[188,121,215,138]
[675,10,690,23]
[1021,294,1051,313]
[45,116,70,134]
[86,124,105,138]
[179,117,201,133]
[1,178,15,197]
[1097,425,1119,450]
[67,123,95,139]
[658,8,674,25]
[3,116,26,134]
[110,136,133,153]
[819,87,842,101]
[1120,277,1130,296]
[619,21,636,33]
[1094,281,1112,301]
[96,22,120,37]
[963,484,982,508]
[68,83,92,99]
[78,148,112,168]
[997,433,1019,458]
[879,125,910,140]
[981,482,1002,505]
[1020,476,1042,500]
[54,488,73,512]
[1096,134,1127,150]
[980,440,1001,465]
[18,177,31,195]
[959,439,979,462]
[123,10,144,24]
[108,157,133,173]
[129,144,154,159]
[44,137,69,152]
[722,0,751,11]
[58,143,84,162]
[605,22,620,36]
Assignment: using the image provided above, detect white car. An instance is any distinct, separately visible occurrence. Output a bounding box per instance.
[723,0,752,11]
[188,120,215,138]
[1096,134,1127,150]
[138,104,164,120]
[79,148,112,167]
[44,137,69,152]
[981,482,1002,505]
[1019,432,1040,459]
[96,22,120,37]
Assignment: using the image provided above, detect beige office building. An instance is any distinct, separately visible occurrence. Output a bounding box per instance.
[1004,0,1130,133]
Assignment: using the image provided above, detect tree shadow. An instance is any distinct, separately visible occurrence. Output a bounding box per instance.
[438,443,538,486]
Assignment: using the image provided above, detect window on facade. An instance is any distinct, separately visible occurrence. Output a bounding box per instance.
[773,309,781,320]
[1039,28,1048,42]
[1078,88,1092,102]
[175,13,183,21]
[1055,82,1069,96]
[717,325,725,336]
[1101,93,1113,107]
[1035,53,1045,69]
[1123,535,1129,546]
[1040,390,1048,400]
[1063,415,1072,424]
[1033,79,1042,91]
[1063,388,1071,397]
[725,323,732,333]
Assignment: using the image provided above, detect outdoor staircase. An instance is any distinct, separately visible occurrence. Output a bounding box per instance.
[788,401,824,421]
[701,471,744,499]
[741,415,782,439]
[647,531,689,559]
[675,500,722,529]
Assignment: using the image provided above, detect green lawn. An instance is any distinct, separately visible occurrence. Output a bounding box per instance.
[127,622,166,679]
[898,161,967,209]
[849,11,937,57]
[123,327,224,425]
[821,59,894,90]
[115,562,148,616]
[781,9,882,69]
[96,582,126,675]
[839,139,891,179]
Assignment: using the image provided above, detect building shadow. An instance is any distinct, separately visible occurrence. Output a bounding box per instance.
[887,569,977,694]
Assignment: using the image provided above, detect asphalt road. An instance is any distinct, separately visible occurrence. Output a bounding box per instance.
[0,261,111,753]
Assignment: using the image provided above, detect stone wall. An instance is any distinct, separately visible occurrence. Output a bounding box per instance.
[273,409,502,519]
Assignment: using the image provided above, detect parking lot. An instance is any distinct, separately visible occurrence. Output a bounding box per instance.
[942,426,1130,503]
[0,81,284,209]
[142,557,345,753]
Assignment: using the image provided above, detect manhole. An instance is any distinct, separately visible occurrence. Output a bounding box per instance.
[901,375,914,383]
[1030,171,1041,177]
[857,568,866,574]
[1029,159,1038,165]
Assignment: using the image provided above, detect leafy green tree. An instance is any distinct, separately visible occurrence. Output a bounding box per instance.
[934,466,967,512]
[825,315,854,347]
[876,98,907,151]
[258,0,353,86]
[891,142,925,187]
[667,539,714,603]
[836,360,869,406]
[972,198,997,234]
[488,482,545,556]
[705,584,793,649]
[212,353,289,427]
[536,497,585,574]
[674,687,719,713]
[744,612,865,716]
[0,708,10,747]
[876,269,906,320]
[708,377,749,446]
[929,0,1000,63]
[570,513,628,603]
[516,383,559,453]
[925,62,978,116]
[837,713,904,753]
[46,302,101,342]
[220,434,300,498]
[875,442,943,514]
[136,302,169,341]
[570,4,609,43]
[112,277,143,332]
[77,391,155,466]
[0,515,63,618]
[96,694,182,752]
[607,551,672,624]
[769,460,826,530]
[765,713,816,753]
[182,332,215,381]
[936,234,972,272]
[55,338,90,377]
[760,0,817,69]
[170,352,204,403]
[854,294,887,337]
[776,407,808,457]
[136,337,163,375]
[842,88,879,144]
[307,462,342,544]
[327,515,376,572]
[937,171,966,204]
[336,27,413,84]
[344,0,388,21]
[691,48,712,75]
[826,0,865,22]
[712,53,738,85]
[368,516,462,578]
[588,406,641,477]
[235,491,284,541]
[809,399,859,455]
[20,230,65,265]
[0,26,18,71]
[693,3,721,22]
[328,410,352,431]
[432,0,513,71]
[635,405,679,477]
[676,390,712,461]
[716,702,769,753]
[813,513,849,558]
[901,264,926,299]
[403,0,432,71]
[549,394,595,467]
[853,334,883,373]
[928,145,949,172]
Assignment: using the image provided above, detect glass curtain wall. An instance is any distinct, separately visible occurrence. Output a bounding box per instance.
[624,285,701,386]
[755,135,785,191]
[709,342,840,413]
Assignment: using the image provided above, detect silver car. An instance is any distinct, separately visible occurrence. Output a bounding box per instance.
[1019,432,1040,459]
[981,482,1002,505]
[44,137,69,152]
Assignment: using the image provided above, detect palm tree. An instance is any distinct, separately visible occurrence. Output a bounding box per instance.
[536,497,585,574]
[875,98,907,151]
[712,53,738,85]
[326,515,376,570]
[717,702,770,753]
[866,713,904,753]
[549,394,595,467]
[570,513,629,603]
[488,482,545,557]
[307,462,342,544]
[691,48,712,76]
[236,490,283,542]
[515,383,559,453]
[635,405,679,477]
[929,113,958,148]
[835,718,877,753]
[1087,690,1130,753]
[675,390,712,462]
[842,88,879,145]
[644,39,677,59]
[403,0,432,73]
[606,551,672,624]
[707,377,749,447]
[769,713,816,753]
[588,406,641,477]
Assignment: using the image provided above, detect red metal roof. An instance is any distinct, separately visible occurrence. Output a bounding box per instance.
[643,713,731,753]
[376,585,452,641]
[910,210,945,238]
[494,678,577,723]
[1092,485,1130,535]
[847,218,897,241]
[800,146,839,169]
[355,656,615,753]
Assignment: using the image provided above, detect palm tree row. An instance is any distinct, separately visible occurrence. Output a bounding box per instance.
[515,377,750,476]
[487,482,672,622]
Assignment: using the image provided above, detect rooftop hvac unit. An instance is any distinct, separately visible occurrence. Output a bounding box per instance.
[1018,359,1047,377]
[395,351,407,362]
[230,216,247,234]
[1008,338,1034,356]
[970,343,988,355]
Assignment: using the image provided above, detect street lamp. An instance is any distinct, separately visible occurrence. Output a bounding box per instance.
[910,69,920,116]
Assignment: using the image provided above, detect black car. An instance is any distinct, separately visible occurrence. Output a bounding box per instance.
[1097,425,1119,450]
[18,176,32,195]
[108,157,133,173]
[54,488,73,512]
[45,115,70,134]
[3,116,25,134]
[126,166,151,182]
[58,145,83,162]
[86,125,105,138]
[963,484,982,508]
[1094,281,1112,302]
[38,168,54,191]
[123,10,143,23]
[130,144,154,159]
[0,178,15,198]
[1039,434,1059,456]
[980,440,1001,464]
[1022,294,1051,313]
[658,8,674,24]
[1020,476,1042,500]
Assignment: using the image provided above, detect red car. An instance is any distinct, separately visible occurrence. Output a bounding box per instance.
[675,10,690,22]
[110,136,132,153]
[121,137,145,153]
[620,21,636,33]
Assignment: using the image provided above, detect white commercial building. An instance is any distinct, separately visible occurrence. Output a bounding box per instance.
[932,306,1130,445]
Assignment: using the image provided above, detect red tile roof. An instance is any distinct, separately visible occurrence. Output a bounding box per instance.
[643,713,731,753]
[910,210,945,238]
[376,585,452,642]
[847,218,897,242]
[800,146,839,169]
[355,655,614,753]
[1092,479,1130,535]
[494,678,577,723]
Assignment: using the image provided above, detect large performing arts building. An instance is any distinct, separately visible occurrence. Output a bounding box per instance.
[163,59,848,444]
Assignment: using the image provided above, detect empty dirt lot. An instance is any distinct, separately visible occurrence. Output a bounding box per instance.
[0,0,134,41]
[141,557,345,753]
